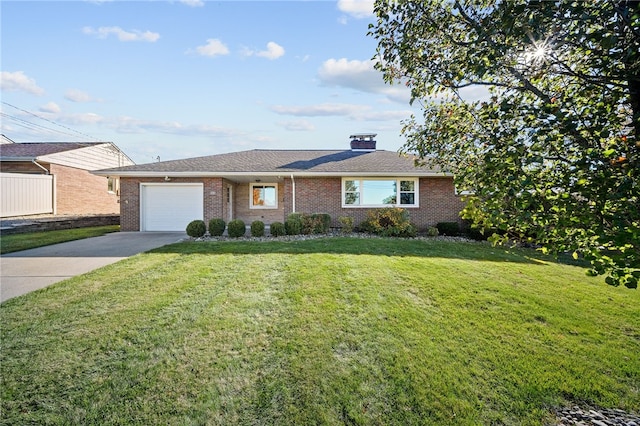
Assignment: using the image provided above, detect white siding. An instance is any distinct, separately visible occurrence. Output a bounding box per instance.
[1,173,54,217]
[40,143,134,171]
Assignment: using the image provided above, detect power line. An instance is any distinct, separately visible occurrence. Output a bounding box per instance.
[0,112,88,140]
[1,101,104,141]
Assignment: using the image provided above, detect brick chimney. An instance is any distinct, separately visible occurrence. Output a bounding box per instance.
[349,133,377,151]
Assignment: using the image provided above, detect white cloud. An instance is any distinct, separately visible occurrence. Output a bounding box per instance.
[257,42,285,60]
[269,102,412,122]
[111,116,239,138]
[64,89,101,103]
[277,120,315,131]
[64,112,104,125]
[180,0,204,7]
[0,71,45,95]
[82,26,160,42]
[189,38,230,57]
[39,102,61,114]
[318,58,411,103]
[337,0,374,19]
[270,103,361,117]
[243,41,285,60]
[318,58,381,92]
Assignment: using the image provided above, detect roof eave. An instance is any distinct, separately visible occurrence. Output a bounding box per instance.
[0,156,39,162]
[92,170,452,178]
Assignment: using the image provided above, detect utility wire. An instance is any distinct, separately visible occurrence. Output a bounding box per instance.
[0,112,88,140]
[1,101,103,141]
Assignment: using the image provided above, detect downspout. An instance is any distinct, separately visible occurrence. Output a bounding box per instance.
[32,159,49,174]
[290,174,296,213]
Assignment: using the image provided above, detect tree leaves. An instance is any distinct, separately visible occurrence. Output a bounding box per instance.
[371,0,640,288]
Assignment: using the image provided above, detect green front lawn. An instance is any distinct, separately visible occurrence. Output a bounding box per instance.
[1,237,638,425]
[0,225,120,254]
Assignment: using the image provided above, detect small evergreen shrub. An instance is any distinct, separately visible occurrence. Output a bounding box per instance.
[285,213,303,235]
[360,207,417,238]
[186,220,206,238]
[437,221,460,236]
[227,219,246,238]
[461,220,494,241]
[426,226,439,237]
[208,218,226,236]
[338,216,354,234]
[270,221,285,237]
[465,226,487,241]
[251,220,265,237]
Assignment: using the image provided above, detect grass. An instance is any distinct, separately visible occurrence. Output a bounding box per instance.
[0,225,120,254]
[1,237,638,425]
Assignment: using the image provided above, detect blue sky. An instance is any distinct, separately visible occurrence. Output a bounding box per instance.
[1,0,424,164]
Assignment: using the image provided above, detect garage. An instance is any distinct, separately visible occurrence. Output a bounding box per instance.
[140,183,203,231]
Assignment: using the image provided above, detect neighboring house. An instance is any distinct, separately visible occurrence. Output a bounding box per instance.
[0,139,134,217]
[93,134,465,232]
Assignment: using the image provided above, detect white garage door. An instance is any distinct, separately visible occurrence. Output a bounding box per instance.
[141,184,203,231]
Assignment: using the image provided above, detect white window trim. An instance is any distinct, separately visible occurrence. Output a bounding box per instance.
[107,177,120,195]
[250,182,278,209]
[341,178,419,208]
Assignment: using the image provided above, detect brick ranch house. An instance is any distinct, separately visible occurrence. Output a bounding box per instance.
[0,138,134,217]
[93,134,465,232]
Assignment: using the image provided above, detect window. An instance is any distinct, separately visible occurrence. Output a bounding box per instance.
[107,177,119,194]
[342,178,418,207]
[250,183,278,209]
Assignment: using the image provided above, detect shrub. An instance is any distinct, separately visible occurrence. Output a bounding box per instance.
[360,208,417,238]
[251,220,265,237]
[316,213,332,233]
[437,222,460,236]
[425,226,439,237]
[186,220,206,238]
[338,216,354,234]
[301,213,331,234]
[227,219,246,238]
[270,221,285,237]
[285,213,303,235]
[208,218,226,236]
[465,226,487,241]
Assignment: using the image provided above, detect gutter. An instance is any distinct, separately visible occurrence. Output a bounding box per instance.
[91,171,453,178]
[0,157,50,174]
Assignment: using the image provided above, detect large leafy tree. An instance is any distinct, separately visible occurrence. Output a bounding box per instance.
[370,0,640,287]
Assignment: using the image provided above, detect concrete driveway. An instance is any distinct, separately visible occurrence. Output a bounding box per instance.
[1,232,186,302]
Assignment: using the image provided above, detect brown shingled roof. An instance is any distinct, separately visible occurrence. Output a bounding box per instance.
[0,142,104,159]
[95,149,444,177]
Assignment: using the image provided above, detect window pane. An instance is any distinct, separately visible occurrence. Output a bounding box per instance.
[252,185,276,207]
[344,180,359,191]
[400,180,414,191]
[362,180,396,205]
[344,192,359,205]
[400,193,415,205]
[263,186,276,206]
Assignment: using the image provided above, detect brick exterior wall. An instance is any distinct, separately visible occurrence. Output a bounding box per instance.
[119,176,464,232]
[1,161,119,215]
[286,177,464,230]
[233,182,286,225]
[49,164,120,215]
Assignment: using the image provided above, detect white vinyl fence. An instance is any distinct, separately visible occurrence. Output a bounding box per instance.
[1,173,54,217]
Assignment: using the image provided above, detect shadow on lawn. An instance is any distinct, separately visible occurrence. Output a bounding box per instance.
[149,237,568,266]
